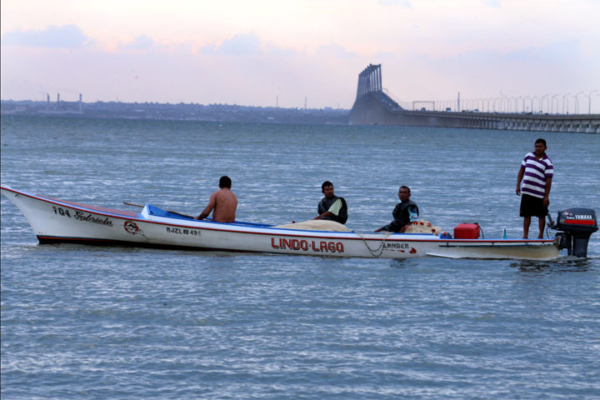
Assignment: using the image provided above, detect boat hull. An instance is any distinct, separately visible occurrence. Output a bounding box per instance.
[1,186,560,260]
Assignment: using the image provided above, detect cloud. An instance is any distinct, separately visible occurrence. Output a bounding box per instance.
[316,44,358,59]
[503,40,581,63]
[379,39,598,101]
[1,25,91,49]
[265,44,296,57]
[201,33,263,56]
[379,0,412,7]
[199,44,218,54]
[482,0,502,7]
[442,40,582,64]
[375,51,396,60]
[119,35,155,50]
[198,33,296,58]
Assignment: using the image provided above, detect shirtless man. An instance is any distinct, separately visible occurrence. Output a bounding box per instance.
[195,176,238,223]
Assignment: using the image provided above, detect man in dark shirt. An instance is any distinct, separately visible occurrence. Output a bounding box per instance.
[313,181,348,224]
[375,186,419,233]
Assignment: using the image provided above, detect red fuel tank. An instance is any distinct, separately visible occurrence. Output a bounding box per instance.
[454,223,480,239]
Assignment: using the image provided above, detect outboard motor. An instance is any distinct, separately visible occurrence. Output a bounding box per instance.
[551,208,598,257]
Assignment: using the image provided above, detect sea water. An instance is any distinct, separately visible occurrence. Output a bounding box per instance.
[1,116,599,399]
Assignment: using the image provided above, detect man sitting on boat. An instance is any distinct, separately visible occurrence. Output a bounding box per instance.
[313,181,348,224]
[195,176,238,223]
[375,185,419,233]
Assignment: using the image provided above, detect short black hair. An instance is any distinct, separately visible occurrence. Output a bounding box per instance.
[399,185,411,194]
[321,181,334,192]
[219,176,232,188]
[535,138,547,147]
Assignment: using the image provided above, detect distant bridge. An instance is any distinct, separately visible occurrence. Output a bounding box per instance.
[349,64,600,134]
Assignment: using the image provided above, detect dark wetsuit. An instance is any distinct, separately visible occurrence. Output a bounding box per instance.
[379,199,419,232]
[318,195,348,224]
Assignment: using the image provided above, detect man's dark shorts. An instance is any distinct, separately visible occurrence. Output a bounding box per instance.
[520,194,548,218]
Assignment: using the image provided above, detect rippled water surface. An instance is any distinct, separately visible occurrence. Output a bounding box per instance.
[2,116,599,399]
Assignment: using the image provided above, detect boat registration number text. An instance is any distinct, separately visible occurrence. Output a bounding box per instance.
[271,238,344,253]
[166,227,200,236]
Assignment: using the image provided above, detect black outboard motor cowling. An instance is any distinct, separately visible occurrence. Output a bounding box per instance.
[552,208,598,257]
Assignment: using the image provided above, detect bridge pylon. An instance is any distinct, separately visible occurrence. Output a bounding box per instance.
[356,64,382,99]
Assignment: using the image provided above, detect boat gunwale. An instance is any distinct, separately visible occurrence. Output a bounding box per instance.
[1,186,558,245]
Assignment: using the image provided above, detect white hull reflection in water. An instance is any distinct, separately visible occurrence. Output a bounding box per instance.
[1,117,599,400]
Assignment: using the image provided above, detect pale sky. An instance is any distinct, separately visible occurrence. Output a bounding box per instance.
[2,0,599,112]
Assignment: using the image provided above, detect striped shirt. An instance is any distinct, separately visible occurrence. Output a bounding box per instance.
[520,152,554,199]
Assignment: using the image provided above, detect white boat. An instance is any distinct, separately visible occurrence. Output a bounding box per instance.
[1,186,561,260]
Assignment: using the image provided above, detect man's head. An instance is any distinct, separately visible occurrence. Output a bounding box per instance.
[398,185,411,202]
[534,138,547,157]
[219,176,232,189]
[321,181,334,198]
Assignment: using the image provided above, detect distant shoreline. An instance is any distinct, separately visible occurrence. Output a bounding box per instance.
[0,99,350,125]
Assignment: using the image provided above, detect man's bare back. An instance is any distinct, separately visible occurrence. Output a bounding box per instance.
[196,187,237,223]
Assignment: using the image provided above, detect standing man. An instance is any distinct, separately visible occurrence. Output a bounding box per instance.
[313,181,348,224]
[375,186,419,233]
[195,176,238,223]
[516,138,553,239]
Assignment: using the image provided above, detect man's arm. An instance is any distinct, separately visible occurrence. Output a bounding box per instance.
[313,199,341,220]
[376,220,400,233]
[375,203,400,232]
[313,211,333,220]
[516,168,525,195]
[375,224,389,233]
[543,177,552,207]
[195,192,217,220]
